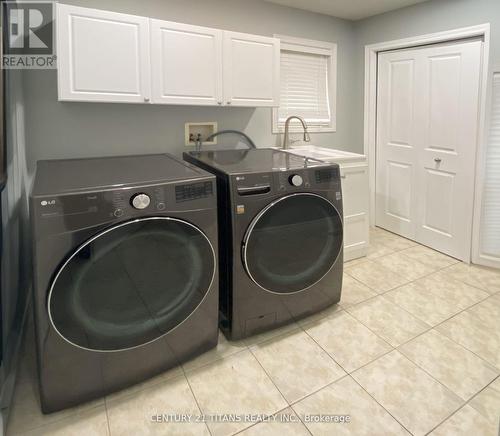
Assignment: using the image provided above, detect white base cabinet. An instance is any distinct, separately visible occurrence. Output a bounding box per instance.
[282,146,369,262]
[57,4,280,107]
[340,162,369,261]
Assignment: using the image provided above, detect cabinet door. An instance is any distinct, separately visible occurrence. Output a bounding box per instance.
[151,20,223,105]
[223,31,280,107]
[341,164,369,261]
[57,4,151,103]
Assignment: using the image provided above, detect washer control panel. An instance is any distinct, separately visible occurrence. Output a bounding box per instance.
[289,174,304,187]
[131,193,151,210]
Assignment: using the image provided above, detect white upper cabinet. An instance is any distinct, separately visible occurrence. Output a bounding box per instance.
[57,4,151,103]
[223,31,280,107]
[56,5,280,107]
[150,20,223,105]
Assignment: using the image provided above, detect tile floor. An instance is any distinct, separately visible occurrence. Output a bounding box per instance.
[7,227,500,436]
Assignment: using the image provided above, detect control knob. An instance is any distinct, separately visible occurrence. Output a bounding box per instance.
[131,193,151,210]
[289,174,304,187]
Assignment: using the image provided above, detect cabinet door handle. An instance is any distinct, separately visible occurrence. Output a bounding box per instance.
[144,97,150,102]
[434,158,442,163]
[341,175,346,179]
[226,101,232,105]
[217,101,222,105]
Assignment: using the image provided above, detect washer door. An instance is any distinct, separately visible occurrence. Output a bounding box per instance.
[48,217,216,352]
[243,193,342,294]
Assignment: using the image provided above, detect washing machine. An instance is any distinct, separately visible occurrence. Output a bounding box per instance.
[30,154,218,412]
[184,148,343,340]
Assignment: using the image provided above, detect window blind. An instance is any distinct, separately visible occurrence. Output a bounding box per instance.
[278,50,331,129]
[480,72,500,258]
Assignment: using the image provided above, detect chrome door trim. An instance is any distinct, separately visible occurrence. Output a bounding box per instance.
[242,192,343,295]
[47,216,217,353]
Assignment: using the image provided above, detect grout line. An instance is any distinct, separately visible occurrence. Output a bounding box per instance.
[288,373,351,406]
[348,373,415,435]
[334,268,435,349]
[396,328,499,403]
[344,246,492,337]
[182,345,250,374]
[288,403,315,436]
[220,346,292,435]
[388,350,466,403]
[9,401,107,435]
[103,397,112,436]
[180,367,214,436]
[353,257,500,369]
[11,236,498,436]
[244,324,302,349]
[466,373,500,409]
[282,366,415,436]
[231,404,313,436]
[341,244,500,431]
[424,373,500,435]
[247,346,291,407]
[243,321,369,424]
[423,404,466,435]
[298,313,395,382]
[318,239,499,433]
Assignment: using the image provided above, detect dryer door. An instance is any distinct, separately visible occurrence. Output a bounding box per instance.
[242,193,342,294]
[48,217,216,352]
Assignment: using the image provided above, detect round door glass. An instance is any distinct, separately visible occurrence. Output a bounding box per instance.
[48,218,215,352]
[243,194,342,294]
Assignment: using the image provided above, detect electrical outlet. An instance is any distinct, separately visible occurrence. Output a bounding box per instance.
[185,122,218,146]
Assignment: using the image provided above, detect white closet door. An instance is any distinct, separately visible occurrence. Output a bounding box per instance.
[150,20,223,105]
[475,73,500,268]
[376,40,482,261]
[415,41,482,260]
[376,50,419,239]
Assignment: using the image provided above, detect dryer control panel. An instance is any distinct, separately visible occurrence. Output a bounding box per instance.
[277,169,313,192]
[232,165,340,198]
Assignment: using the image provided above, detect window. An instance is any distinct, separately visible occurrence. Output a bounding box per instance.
[479,72,500,259]
[273,35,337,134]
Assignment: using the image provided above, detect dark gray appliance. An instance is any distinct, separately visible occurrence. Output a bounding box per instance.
[184,148,343,340]
[30,154,219,413]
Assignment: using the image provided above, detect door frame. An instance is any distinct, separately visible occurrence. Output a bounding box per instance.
[364,23,490,263]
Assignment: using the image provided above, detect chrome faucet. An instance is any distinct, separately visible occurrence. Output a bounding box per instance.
[282,116,311,149]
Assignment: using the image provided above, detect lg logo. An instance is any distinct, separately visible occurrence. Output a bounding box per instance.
[40,200,56,206]
[3,2,54,55]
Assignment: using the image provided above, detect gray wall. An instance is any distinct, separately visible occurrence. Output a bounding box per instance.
[352,0,500,150]
[23,0,357,172]
[23,0,500,170]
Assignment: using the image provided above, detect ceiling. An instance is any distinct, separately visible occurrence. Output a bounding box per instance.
[262,0,431,20]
